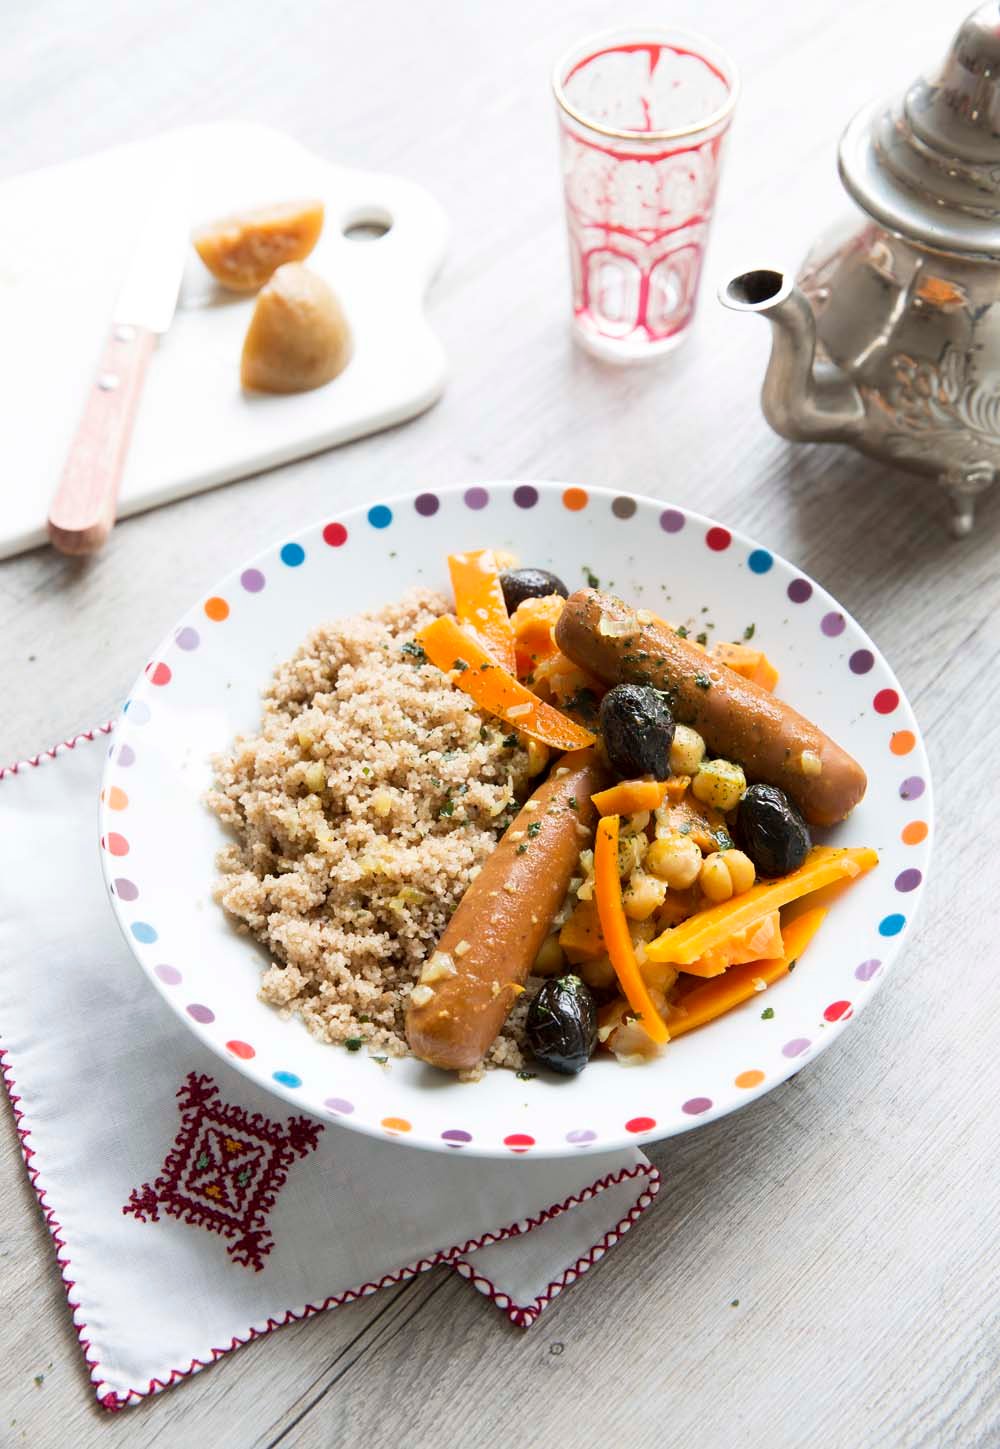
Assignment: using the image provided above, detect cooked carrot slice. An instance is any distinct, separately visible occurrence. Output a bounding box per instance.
[558,898,606,961]
[645,846,877,964]
[666,908,827,1037]
[512,594,564,676]
[679,910,784,979]
[593,816,669,1045]
[448,550,517,673]
[591,777,668,816]
[713,641,779,692]
[417,615,596,750]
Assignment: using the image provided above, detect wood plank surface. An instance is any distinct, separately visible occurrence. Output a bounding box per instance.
[2,1,997,1446]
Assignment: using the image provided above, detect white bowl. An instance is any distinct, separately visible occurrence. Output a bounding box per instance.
[100,483,932,1158]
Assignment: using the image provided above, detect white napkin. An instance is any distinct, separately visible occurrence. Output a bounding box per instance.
[0,726,658,1411]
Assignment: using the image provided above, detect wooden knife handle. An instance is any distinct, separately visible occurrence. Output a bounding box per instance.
[48,325,155,555]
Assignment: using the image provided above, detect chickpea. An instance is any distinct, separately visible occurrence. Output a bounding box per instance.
[670,723,706,777]
[623,870,668,921]
[577,952,617,990]
[692,758,747,813]
[646,833,702,888]
[699,848,756,903]
[725,849,756,895]
[699,852,734,903]
[533,934,565,976]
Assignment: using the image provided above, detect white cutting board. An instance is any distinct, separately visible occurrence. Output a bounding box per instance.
[0,122,449,559]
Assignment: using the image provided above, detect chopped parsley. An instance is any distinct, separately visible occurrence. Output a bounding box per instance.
[515,1070,537,1081]
[567,796,578,811]
[694,673,712,690]
[760,1007,774,1020]
[516,843,529,854]
[452,658,469,672]
[583,566,600,589]
[400,640,427,664]
[696,632,708,646]
[439,799,455,817]
[788,959,798,972]
[527,821,541,838]
[480,724,490,742]
[372,1055,388,1065]
[676,625,689,638]
[357,1014,371,1024]
[345,1037,365,1051]
[479,662,493,671]
[503,732,519,748]
[744,623,756,641]
[361,766,371,776]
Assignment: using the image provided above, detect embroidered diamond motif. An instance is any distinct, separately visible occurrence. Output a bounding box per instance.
[123,1072,323,1270]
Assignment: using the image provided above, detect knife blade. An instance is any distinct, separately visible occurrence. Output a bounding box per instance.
[48,173,189,555]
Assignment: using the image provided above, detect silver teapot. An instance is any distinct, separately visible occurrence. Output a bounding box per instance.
[722,3,1000,535]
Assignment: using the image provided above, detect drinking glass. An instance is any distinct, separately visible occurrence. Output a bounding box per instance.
[552,27,739,361]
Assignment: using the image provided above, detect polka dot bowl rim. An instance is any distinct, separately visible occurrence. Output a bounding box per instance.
[100,482,933,1159]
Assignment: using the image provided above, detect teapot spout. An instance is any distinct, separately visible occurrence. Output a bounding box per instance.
[720,270,865,444]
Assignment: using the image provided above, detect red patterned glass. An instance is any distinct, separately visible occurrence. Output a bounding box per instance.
[553,28,738,361]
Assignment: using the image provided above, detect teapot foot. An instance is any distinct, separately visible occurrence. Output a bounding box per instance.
[941,465,994,539]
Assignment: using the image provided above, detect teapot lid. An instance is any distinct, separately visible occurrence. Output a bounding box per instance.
[839,2,1000,257]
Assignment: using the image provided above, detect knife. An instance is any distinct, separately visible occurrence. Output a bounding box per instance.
[47,175,189,555]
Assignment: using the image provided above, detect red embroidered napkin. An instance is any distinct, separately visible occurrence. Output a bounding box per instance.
[0,727,659,1410]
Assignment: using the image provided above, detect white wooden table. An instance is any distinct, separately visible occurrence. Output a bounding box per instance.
[3,2,998,1445]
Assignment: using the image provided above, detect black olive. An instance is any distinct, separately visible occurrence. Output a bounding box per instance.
[599,683,675,780]
[500,567,569,614]
[526,974,597,1075]
[736,783,812,877]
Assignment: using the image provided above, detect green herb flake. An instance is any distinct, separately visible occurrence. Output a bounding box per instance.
[503,732,520,748]
[743,623,756,641]
[33,1376,44,1388]
[696,632,708,646]
[567,796,578,811]
[761,1007,775,1020]
[730,1299,740,1309]
[480,725,489,742]
[361,766,371,776]
[452,658,469,672]
[439,799,455,817]
[372,1055,389,1065]
[583,566,600,589]
[357,1014,371,1024]
[695,673,712,691]
[527,821,541,838]
[788,959,798,972]
[479,662,492,671]
[400,640,427,664]
[516,843,529,854]
[676,625,689,638]
[515,1070,537,1081]
[345,1038,365,1052]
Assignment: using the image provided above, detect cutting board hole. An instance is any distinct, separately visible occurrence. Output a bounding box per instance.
[343,211,392,242]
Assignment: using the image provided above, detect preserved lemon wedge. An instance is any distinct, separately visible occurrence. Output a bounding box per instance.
[240,263,352,393]
[193,199,324,292]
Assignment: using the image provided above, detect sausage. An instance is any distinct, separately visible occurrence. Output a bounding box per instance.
[406,749,608,1071]
[555,590,866,827]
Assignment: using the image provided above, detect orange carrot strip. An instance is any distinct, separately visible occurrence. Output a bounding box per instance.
[417,615,596,751]
[591,777,668,816]
[594,816,670,1045]
[448,550,517,673]
[667,908,827,1037]
[646,846,877,964]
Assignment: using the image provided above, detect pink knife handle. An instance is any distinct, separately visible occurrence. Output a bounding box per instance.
[48,325,156,555]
